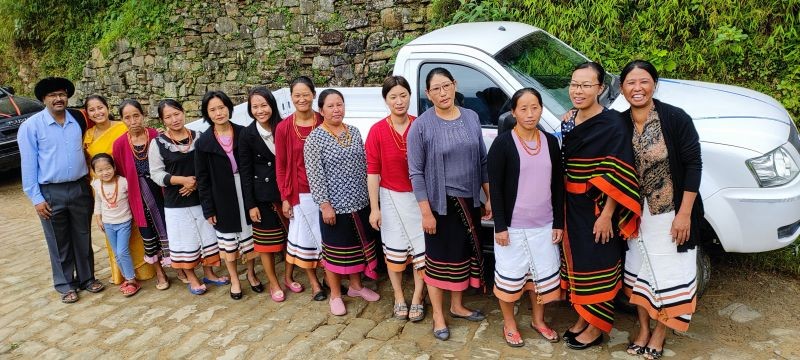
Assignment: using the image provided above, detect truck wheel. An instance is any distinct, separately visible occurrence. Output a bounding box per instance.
[696,245,711,298]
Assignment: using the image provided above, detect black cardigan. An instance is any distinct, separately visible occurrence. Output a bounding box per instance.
[195,123,251,233]
[488,130,565,233]
[238,121,282,211]
[622,99,704,252]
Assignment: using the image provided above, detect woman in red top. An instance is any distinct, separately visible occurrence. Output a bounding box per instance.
[366,76,425,321]
[274,76,326,301]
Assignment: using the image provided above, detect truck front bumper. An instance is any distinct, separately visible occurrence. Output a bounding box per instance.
[704,175,800,253]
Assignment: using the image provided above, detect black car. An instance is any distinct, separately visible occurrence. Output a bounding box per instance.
[0,86,44,171]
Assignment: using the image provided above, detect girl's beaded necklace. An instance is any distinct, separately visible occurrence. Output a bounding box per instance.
[101,176,119,209]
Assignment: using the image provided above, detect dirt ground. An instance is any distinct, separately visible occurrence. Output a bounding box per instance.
[1,168,798,360]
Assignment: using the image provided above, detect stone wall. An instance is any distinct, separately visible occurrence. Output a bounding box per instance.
[74,0,432,119]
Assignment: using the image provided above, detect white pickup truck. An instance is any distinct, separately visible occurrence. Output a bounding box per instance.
[189,21,800,292]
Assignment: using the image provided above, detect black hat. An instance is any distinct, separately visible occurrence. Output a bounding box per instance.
[34,77,75,101]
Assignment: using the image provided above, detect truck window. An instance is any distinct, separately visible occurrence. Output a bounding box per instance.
[418,63,509,127]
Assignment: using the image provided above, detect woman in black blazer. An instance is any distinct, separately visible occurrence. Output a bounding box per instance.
[195,90,258,300]
[239,86,297,303]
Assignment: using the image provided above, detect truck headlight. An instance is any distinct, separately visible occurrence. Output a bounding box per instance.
[746,145,800,187]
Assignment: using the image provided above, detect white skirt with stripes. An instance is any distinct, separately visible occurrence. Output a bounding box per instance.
[379,187,425,271]
[493,225,561,303]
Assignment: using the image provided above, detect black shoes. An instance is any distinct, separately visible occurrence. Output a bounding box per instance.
[562,326,588,342]
[565,333,603,350]
[250,282,264,293]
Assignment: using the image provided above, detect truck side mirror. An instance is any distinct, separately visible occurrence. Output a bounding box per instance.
[498,111,516,135]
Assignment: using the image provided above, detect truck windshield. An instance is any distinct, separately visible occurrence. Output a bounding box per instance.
[495,31,619,116]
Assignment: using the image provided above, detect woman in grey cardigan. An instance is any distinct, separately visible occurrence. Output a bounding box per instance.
[407,67,492,341]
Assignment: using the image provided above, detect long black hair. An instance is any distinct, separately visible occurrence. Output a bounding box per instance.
[247,86,283,133]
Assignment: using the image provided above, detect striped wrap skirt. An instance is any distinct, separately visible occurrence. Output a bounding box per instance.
[379,187,425,272]
[624,200,697,332]
[216,173,256,262]
[424,196,484,292]
[285,193,323,268]
[493,225,561,303]
[320,206,378,279]
[166,205,220,269]
[252,201,288,253]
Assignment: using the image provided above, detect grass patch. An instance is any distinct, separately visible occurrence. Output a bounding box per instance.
[723,238,800,277]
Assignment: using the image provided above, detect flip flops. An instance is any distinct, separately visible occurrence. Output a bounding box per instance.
[188,283,207,295]
[202,276,230,286]
[84,280,105,293]
[60,290,78,304]
[408,304,425,322]
[503,326,524,347]
[531,323,559,343]
[393,303,409,320]
[120,281,141,297]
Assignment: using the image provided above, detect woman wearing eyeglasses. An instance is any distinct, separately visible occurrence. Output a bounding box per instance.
[407,67,492,341]
[560,62,641,350]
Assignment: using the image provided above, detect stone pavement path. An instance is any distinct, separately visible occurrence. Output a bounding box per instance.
[1,173,799,360]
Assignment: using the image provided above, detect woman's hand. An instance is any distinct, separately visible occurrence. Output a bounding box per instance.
[593,214,613,244]
[562,108,577,122]
[94,214,105,232]
[671,213,691,245]
[369,209,381,231]
[481,201,492,220]
[249,207,261,223]
[282,200,293,219]
[321,202,336,226]
[495,230,509,246]
[552,229,564,243]
[207,216,217,225]
[422,213,436,235]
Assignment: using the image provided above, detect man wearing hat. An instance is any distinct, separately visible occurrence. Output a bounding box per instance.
[18,77,104,303]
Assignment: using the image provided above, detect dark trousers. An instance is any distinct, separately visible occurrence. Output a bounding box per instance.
[39,180,95,293]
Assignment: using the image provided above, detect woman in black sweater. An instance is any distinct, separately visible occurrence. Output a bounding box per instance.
[619,60,703,360]
[488,88,564,347]
[195,90,259,300]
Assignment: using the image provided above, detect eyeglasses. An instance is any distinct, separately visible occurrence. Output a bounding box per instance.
[568,83,601,90]
[428,82,454,94]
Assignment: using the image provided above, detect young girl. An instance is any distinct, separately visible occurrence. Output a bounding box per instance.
[91,153,140,297]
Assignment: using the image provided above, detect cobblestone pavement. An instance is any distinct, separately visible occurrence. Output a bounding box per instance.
[1,172,799,360]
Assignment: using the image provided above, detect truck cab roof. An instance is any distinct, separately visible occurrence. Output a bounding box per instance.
[406,21,538,56]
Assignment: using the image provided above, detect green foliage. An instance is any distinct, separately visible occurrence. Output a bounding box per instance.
[726,238,800,277]
[0,0,177,90]
[430,0,800,122]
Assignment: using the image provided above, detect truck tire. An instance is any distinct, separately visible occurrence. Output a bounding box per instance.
[695,245,711,298]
